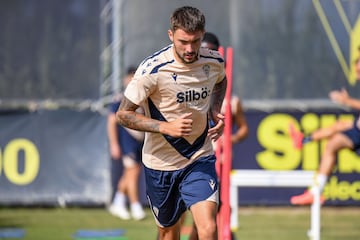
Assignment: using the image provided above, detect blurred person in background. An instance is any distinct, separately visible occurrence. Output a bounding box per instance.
[289,46,360,205]
[107,66,146,220]
[116,6,227,240]
[202,32,249,146]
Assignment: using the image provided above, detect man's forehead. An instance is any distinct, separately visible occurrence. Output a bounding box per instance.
[174,29,203,39]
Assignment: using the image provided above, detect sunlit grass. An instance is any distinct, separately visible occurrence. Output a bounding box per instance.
[0,206,359,240]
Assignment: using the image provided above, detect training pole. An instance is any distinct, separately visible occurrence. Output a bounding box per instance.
[215,46,225,178]
[216,46,233,240]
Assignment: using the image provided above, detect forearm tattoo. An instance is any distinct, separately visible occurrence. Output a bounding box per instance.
[116,97,160,133]
[211,76,227,113]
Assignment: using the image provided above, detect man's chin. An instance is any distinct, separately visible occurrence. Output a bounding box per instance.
[183,57,196,64]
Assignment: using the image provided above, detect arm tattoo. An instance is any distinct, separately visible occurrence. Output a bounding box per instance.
[211,76,227,113]
[116,97,160,133]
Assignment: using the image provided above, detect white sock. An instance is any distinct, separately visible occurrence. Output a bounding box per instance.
[113,192,126,207]
[310,173,328,194]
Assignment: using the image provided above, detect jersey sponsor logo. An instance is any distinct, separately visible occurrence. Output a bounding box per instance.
[176,87,211,103]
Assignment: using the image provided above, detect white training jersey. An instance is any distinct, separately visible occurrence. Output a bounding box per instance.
[124,44,226,170]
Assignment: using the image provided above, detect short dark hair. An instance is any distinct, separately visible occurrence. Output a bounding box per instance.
[202,32,220,50]
[170,6,205,33]
[126,66,137,75]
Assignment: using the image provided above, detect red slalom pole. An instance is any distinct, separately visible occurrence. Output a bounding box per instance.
[221,47,233,240]
[215,46,225,177]
[217,46,233,240]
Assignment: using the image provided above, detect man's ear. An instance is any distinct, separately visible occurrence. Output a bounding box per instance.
[168,29,174,42]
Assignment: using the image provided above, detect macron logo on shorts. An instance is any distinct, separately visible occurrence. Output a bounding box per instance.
[209,179,216,191]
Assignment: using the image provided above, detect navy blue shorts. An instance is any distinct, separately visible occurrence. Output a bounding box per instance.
[144,155,219,227]
[342,121,360,150]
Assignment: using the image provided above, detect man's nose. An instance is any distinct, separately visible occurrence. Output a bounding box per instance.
[185,44,195,53]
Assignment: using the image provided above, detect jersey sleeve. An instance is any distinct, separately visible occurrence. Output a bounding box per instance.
[217,70,226,84]
[124,74,156,105]
[213,51,226,84]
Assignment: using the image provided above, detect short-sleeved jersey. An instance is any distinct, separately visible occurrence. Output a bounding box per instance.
[124,44,226,170]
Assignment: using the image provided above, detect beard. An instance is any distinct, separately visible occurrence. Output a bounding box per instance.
[174,48,198,64]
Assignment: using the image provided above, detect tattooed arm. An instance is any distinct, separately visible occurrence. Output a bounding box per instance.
[116,97,193,138]
[209,76,227,122]
[208,76,227,141]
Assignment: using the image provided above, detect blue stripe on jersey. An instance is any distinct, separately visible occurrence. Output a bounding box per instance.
[200,55,224,63]
[148,98,208,159]
[140,45,172,65]
[150,60,175,74]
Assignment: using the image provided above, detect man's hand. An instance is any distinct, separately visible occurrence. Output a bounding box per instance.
[160,113,193,138]
[110,144,122,160]
[208,113,225,141]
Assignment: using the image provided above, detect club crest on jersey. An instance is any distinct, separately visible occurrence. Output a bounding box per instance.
[203,64,210,78]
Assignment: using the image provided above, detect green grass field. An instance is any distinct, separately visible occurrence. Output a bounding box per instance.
[0,206,359,240]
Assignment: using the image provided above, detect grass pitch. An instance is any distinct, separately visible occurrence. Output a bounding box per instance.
[0,206,359,240]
